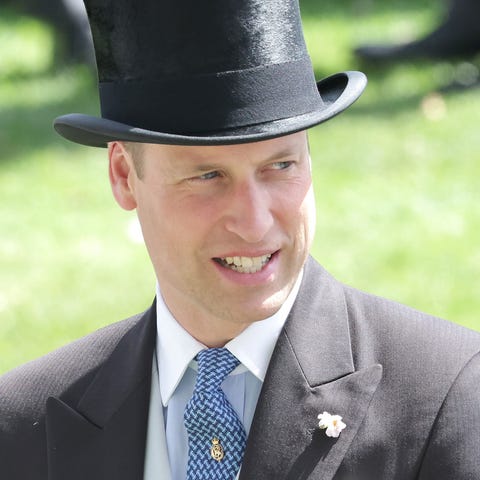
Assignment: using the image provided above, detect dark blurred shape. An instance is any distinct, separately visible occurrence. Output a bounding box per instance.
[0,0,94,66]
[355,0,480,62]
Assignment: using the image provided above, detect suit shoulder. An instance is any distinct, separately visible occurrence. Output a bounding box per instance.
[342,281,480,340]
[0,311,145,424]
[341,282,480,372]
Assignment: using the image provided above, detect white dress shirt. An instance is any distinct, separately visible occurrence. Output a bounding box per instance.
[154,272,302,480]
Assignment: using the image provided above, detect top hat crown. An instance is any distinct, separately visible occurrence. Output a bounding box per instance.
[54,0,366,147]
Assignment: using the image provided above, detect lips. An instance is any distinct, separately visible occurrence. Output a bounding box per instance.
[214,253,272,274]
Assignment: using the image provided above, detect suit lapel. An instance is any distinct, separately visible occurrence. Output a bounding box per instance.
[45,259,382,479]
[240,258,383,480]
[46,303,157,480]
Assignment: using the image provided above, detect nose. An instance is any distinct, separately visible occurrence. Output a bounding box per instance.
[223,178,274,243]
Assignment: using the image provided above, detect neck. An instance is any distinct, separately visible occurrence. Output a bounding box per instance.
[165,304,254,348]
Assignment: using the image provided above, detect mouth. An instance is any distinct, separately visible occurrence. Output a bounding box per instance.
[213,253,274,274]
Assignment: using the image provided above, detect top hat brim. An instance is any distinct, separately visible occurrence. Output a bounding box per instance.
[54,71,366,148]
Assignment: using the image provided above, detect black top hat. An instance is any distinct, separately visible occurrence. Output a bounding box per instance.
[54,0,366,147]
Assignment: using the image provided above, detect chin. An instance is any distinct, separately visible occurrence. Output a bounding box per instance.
[249,297,288,322]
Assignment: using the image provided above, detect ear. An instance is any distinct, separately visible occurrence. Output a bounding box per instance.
[108,142,138,211]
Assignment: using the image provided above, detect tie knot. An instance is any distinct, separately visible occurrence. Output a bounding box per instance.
[195,348,240,392]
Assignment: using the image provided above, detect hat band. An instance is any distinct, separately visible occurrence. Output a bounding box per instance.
[99,57,323,134]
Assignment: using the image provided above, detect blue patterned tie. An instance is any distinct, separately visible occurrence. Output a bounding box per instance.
[184,348,247,480]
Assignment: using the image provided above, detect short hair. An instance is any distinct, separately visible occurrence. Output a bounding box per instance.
[123,141,145,179]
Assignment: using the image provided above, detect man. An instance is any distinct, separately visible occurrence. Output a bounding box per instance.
[1,0,479,479]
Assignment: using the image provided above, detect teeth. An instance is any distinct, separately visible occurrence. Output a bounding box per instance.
[242,257,253,268]
[220,254,272,273]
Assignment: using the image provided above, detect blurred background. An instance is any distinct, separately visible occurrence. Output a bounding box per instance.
[1,0,479,373]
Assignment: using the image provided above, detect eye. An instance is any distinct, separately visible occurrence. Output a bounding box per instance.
[270,160,293,170]
[198,170,221,180]
[187,170,222,183]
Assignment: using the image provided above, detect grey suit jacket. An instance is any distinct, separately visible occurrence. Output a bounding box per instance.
[1,257,480,479]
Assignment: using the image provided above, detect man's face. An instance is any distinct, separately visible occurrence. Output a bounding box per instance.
[112,131,316,343]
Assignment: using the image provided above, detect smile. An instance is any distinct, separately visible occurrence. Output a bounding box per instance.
[214,254,272,274]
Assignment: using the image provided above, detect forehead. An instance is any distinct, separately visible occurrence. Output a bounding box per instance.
[140,131,308,167]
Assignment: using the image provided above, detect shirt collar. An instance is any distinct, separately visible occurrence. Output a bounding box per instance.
[156,271,303,407]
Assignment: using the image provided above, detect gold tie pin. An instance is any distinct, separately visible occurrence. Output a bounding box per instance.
[210,437,224,461]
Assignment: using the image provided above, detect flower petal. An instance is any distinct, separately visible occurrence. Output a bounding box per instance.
[317,411,346,437]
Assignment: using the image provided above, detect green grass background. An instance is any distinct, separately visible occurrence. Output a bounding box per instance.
[1,0,479,373]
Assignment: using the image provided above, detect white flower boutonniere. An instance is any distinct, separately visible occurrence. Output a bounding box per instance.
[317,411,346,438]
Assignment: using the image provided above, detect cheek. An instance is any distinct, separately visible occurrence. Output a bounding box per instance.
[284,181,316,229]
[137,193,216,249]
[134,192,174,251]
[303,186,317,238]
[287,184,316,253]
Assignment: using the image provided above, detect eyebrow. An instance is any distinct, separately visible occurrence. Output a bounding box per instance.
[264,147,302,162]
[176,144,304,173]
[182,163,224,174]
